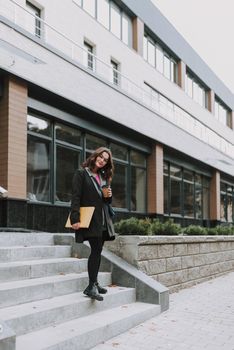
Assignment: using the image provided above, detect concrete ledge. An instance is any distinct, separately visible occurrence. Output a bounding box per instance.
[105,235,234,292]
[71,242,169,312]
[0,320,16,350]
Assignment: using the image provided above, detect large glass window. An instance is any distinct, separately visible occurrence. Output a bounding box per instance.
[27,137,51,202]
[183,170,194,217]
[86,134,106,152]
[215,97,232,128]
[122,13,132,46]
[56,146,80,203]
[97,0,109,29]
[195,174,202,219]
[164,161,211,219]
[170,165,182,215]
[112,163,128,209]
[27,114,147,212]
[110,143,147,212]
[27,115,81,204]
[156,45,164,74]
[55,124,81,203]
[110,2,121,39]
[148,40,155,67]
[55,124,81,146]
[163,162,169,213]
[27,114,51,202]
[185,72,207,109]
[130,151,146,212]
[220,182,234,222]
[76,0,132,46]
[144,34,178,83]
[27,115,51,136]
[83,0,96,17]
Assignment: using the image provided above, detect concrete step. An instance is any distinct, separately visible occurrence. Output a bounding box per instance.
[0,257,87,282]
[0,245,71,262]
[0,272,112,308]
[0,286,135,336]
[16,302,160,350]
[0,232,54,246]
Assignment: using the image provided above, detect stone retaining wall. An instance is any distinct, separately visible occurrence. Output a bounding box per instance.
[105,236,234,292]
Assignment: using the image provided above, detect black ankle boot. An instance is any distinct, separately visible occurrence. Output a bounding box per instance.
[95,282,107,294]
[83,283,103,301]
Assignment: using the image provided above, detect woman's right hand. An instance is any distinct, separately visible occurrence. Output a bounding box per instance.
[72,222,81,230]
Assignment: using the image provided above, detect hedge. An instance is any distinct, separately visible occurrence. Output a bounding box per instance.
[114,218,234,236]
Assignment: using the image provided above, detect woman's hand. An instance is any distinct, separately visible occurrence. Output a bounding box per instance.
[72,222,81,230]
[107,187,112,197]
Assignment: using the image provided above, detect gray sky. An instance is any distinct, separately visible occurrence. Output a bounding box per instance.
[151,0,234,94]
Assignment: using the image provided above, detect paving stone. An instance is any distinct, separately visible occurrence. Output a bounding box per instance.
[91,272,234,350]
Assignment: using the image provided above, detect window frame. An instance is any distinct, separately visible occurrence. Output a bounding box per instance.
[163,160,211,220]
[27,113,147,213]
[144,34,178,84]
[26,1,42,38]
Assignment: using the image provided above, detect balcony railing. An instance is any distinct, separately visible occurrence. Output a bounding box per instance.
[0,0,233,160]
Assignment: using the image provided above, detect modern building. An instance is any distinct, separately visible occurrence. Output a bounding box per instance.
[0,0,234,232]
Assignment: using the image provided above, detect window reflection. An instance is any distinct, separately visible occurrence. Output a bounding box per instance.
[110,2,121,39]
[144,35,177,82]
[55,123,81,146]
[110,142,128,161]
[220,182,234,222]
[185,72,207,109]
[130,151,146,166]
[131,167,146,211]
[27,115,51,136]
[156,45,163,74]
[164,161,210,219]
[112,163,127,208]
[27,137,50,202]
[27,115,147,211]
[56,146,80,202]
[215,98,231,128]
[86,134,106,151]
[97,0,109,28]
[148,40,155,67]
[76,0,132,46]
[83,0,96,17]
[122,13,132,46]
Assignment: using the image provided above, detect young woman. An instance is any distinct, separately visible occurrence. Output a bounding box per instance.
[70,147,116,301]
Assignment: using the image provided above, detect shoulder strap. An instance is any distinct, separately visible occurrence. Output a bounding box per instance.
[85,168,102,197]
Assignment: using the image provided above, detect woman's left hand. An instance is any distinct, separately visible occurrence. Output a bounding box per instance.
[72,222,81,230]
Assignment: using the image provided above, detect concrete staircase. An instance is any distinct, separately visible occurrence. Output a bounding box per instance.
[0,232,161,350]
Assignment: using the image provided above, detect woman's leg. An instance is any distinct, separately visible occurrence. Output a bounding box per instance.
[87,237,104,283]
[83,237,105,301]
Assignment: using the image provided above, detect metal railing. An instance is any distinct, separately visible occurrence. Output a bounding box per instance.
[0,0,233,160]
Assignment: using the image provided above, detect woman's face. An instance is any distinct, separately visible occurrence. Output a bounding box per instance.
[95,151,109,169]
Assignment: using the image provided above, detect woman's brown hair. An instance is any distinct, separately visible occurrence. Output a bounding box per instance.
[82,147,114,182]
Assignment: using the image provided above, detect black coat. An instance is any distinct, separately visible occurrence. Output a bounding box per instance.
[70,168,116,243]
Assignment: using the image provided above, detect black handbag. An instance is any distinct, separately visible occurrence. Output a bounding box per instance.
[108,204,115,218]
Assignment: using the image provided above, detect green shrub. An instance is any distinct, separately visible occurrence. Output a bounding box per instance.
[114,217,234,236]
[182,225,207,235]
[114,217,149,235]
[207,225,234,235]
[150,219,181,235]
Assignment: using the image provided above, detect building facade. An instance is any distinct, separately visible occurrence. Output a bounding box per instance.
[0,0,234,232]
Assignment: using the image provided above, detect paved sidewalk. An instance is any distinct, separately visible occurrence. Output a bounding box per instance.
[92,272,234,350]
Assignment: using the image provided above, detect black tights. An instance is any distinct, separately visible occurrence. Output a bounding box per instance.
[87,236,105,284]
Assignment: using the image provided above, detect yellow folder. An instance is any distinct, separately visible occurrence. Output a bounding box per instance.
[65,207,95,228]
